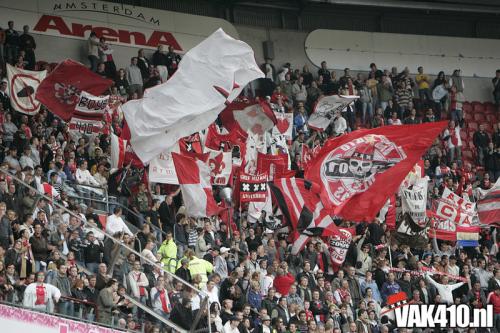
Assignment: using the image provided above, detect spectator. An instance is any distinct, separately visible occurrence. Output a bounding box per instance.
[151,275,171,319]
[50,263,74,316]
[443,120,462,164]
[126,57,143,97]
[137,49,150,81]
[87,31,100,72]
[377,75,393,111]
[165,45,181,77]
[19,25,35,70]
[106,207,133,237]
[473,124,490,166]
[4,21,20,65]
[152,45,169,83]
[23,271,61,312]
[416,66,431,106]
[97,279,118,325]
[292,76,307,105]
[318,61,331,83]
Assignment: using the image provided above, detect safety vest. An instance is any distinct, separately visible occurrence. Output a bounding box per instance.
[158,240,177,273]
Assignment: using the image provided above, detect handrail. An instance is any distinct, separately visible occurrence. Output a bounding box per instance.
[59,295,99,321]
[1,168,210,332]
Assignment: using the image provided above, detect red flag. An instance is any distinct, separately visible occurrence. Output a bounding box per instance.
[220,100,277,135]
[171,152,219,218]
[110,133,126,170]
[120,120,144,168]
[257,152,289,181]
[205,123,247,152]
[327,227,355,268]
[306,122,447,222]
[179,133,203,154]
[35,59,113,121]
[239,172,268,203]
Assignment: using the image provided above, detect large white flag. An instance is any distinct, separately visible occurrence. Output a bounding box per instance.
[6,64,46,115]
[122,28,263,163]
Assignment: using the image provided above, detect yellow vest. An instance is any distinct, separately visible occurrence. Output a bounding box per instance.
[187,256,213,285]
[158,240,177,273]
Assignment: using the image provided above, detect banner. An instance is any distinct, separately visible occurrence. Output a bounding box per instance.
[272,112,293,140]
[74,91,109,117]
[68,117,103,137]
[6,64,46,115]
[428,216,456,241]
[328,228,354,266]
[400,178,428,227]
[308,95,358,131]
[239,173,268,203]
[435,188,476,225]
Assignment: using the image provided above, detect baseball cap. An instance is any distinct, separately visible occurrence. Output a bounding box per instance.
[220,247,230,254]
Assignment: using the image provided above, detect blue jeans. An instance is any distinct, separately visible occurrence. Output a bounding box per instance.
[361,102,373,126]
[451,109,463,122]
[88,55,99,72]
[58,300,75,317]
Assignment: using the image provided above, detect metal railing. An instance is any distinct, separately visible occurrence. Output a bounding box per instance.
[2,168,211,333]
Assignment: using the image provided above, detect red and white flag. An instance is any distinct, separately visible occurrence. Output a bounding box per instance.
[306,122,447,222]
[257,152,289,181]
[35,59,112,121]
[73,91,109,119]
[272,112,293,140]
[110,133,127,170]
[327,227,355,267]
[477,178,500,226]
[171,152,219,218]
[6,64,46,115]
[206,148,233,186]
[122,29,263,163]
[42,182,60,199]
[205,123,247,152]
[220,100,277,136]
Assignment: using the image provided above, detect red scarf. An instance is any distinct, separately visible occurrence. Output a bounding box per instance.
[35,285,46,305]
[317,253,325,272]
[348,83,354,95]
[449,126,458,146]
[159,289,171,313]
[135,272,145,296]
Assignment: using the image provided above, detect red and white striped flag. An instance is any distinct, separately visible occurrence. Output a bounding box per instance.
[110,133,126,170]
[477,178,500,226]
[42,182,60,199]
[171,152,219,218]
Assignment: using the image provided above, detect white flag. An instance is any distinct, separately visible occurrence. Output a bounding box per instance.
[6,64,46,115]
[122,28,263,163]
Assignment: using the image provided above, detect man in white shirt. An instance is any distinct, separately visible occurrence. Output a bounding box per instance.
[141,240,157,263]
[106,207,133,237]
[222,316,241,333]
[332,110,347,136]
[425,272,464,304]
[75,160,100,186]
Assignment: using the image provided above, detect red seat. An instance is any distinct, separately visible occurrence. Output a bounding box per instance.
[462,150,474,161]
[468,121,479,132]
[474,113,486,122]
[462,104,472,115]
[472,102,485,113]
[485,105,496,114]
[460,129,468,141]
[462,140,469,150]
[464,112,473,121]
[486,114,498,123]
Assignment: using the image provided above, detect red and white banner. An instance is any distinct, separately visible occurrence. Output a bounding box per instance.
[306,122,447,222]
[35,59,112,121]
[435,188,476,225]
[149,149,178,184]
[172,152,219,218]
[74,91,109,117]
[68,117,103,137]
[239,173,268,203]
[328,228,355,266]
[272,112,293,140]
[6,64,46,115]
[206,148,232,186]
[257,152,289,181]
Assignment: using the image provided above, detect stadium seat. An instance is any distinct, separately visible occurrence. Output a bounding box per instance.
[486,114,497,123]
[459,129,468,141]
[467,121,479,132]
[462,150,474,162]
[464,112,473,121]
[462,102,472,114]
[473,113,486,122]
[472,102,485,113]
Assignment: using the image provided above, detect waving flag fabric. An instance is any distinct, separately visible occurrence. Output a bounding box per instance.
[306,122,447,222]
[35,59,112,121]
[219,100,277,135]
[6,64,46,115]
[308,95,358,131]
[477,178,500,226]
[122,29,263,163]
[171,152,219,218]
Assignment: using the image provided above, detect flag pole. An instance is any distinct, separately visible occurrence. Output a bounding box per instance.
[388,243,393,267]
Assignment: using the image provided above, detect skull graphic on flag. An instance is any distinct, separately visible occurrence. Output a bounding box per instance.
[321,134,406,205]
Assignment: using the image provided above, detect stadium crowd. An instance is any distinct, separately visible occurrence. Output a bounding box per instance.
[0,21,499,333]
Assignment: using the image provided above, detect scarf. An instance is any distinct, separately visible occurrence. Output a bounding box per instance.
[159,289,171,313]
[449,126,458,146]
[35,284,46,305]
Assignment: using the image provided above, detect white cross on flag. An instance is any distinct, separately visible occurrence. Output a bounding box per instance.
[239,172,268,203]
[7,64,46,115]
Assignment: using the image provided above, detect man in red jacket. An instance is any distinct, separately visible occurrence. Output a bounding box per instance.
[273,265,295,297]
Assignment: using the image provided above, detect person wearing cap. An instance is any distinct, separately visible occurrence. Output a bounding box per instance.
[253,314,273,333]
[178,249,213,287]
[214,246,230,280]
